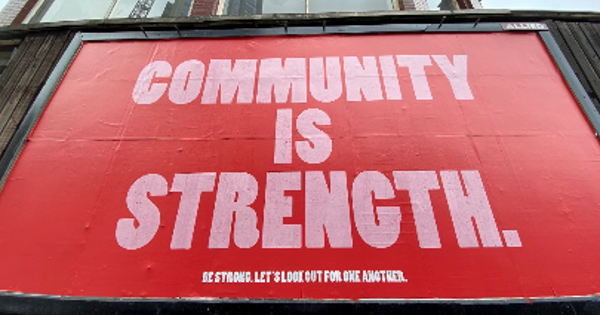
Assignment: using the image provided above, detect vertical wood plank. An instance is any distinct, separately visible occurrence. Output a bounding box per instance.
[580,23,600,58]
[0,34,45,112]
[568,23,600,83]
[0,37,35,92]
[556,22,600,104]
[548,21,600,113]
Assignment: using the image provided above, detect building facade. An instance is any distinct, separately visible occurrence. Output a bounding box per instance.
[0,0,484,25]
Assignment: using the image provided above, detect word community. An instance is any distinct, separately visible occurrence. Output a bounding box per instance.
[132,55,473,105]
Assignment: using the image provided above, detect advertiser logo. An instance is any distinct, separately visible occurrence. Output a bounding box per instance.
[502,23,549,31]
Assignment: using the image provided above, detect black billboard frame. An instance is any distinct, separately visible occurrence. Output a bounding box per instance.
[0,22,598,315]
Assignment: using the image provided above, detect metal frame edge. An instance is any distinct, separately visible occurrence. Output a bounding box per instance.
[539,30,600,136]
[80,22,507,42]
[1,26,599,314]
[0,291,599,315]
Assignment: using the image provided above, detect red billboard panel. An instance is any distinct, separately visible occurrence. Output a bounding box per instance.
[0,32,598,300]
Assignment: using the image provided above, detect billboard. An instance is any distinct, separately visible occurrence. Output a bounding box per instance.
[0,32,598,300]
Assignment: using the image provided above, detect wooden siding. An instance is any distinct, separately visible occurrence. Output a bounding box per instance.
[548,21,600,115]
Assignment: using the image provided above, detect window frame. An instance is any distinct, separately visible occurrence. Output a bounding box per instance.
[307,0,394,14]
[223,0,397,15]
[26,0,147,24]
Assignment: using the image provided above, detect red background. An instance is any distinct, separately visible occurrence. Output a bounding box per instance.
[0,33,599,299]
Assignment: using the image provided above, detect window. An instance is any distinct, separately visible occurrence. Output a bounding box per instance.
[28,0,192,23]
[310,0,393,13]
[428,0,477,10]
[482,0,600,12]
[225,0,394,15]
[34,0,114,22]
[109,0,192,18]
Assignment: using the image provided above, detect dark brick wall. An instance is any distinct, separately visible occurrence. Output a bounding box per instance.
[190,0,219,16]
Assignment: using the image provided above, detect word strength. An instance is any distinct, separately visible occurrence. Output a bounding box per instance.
[201,270,408,284]
[116,170,522,251]
[132,55,473,105]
